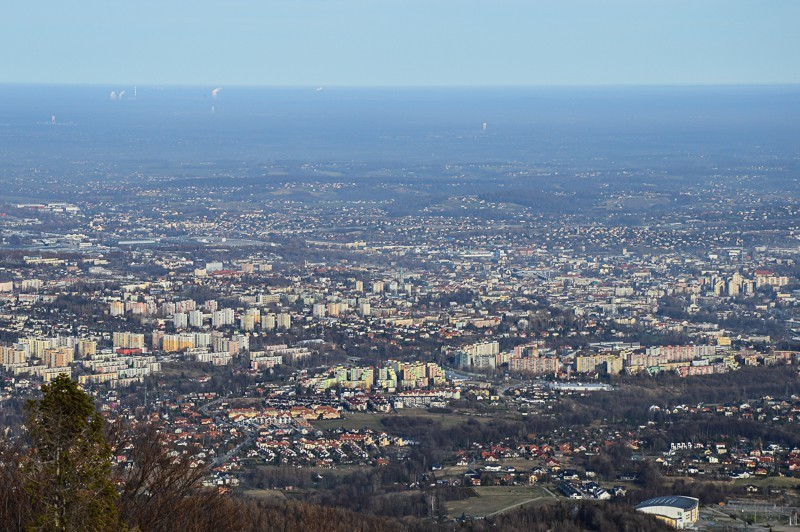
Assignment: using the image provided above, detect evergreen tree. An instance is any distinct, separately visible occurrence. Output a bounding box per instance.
[24,375,120,531]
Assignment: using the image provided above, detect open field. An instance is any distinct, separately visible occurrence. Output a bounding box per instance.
[396,409,500,429]
[732,476,800,490]
[310,409,498,432]
[445,486,553,517]
[240,489,289,501]
[310,412,386,431]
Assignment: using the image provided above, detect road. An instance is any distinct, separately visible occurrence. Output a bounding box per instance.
[487,496,543,517]
[199,396,225,416]
[199,395,256,468]
[212,434,253,467]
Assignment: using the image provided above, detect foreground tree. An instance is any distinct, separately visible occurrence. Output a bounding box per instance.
[24,374,120,531]
[1,376,406,531]
[0,437,32,531]
[113,422,245,531]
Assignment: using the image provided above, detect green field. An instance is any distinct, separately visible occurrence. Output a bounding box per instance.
[309,409,496,432]
[240,489,289,501]
[445,486,553,517]
[732,476,800,489]
[310,412,386,431]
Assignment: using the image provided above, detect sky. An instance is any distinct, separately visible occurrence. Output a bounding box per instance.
[1,0,798,87]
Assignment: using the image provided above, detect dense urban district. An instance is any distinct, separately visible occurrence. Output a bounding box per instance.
[2,162,800,530]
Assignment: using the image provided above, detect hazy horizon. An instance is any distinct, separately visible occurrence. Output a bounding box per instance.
[2,84,798,177]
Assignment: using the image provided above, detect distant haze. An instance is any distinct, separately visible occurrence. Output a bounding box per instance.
[0,85,798,172]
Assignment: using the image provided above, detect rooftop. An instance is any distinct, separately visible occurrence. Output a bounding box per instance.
[635,496,699,511]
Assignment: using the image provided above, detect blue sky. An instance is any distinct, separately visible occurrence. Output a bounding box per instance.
[2,0,798,86]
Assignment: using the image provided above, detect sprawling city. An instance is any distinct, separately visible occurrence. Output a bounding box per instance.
[2,131,800,529]
[2,1,800,530]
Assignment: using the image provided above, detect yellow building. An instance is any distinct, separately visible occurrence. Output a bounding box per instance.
[575,353,624,375]
[43,347,73,368]
[162,333,195,352]
[113,332,145,349]
[77,339,97,358]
